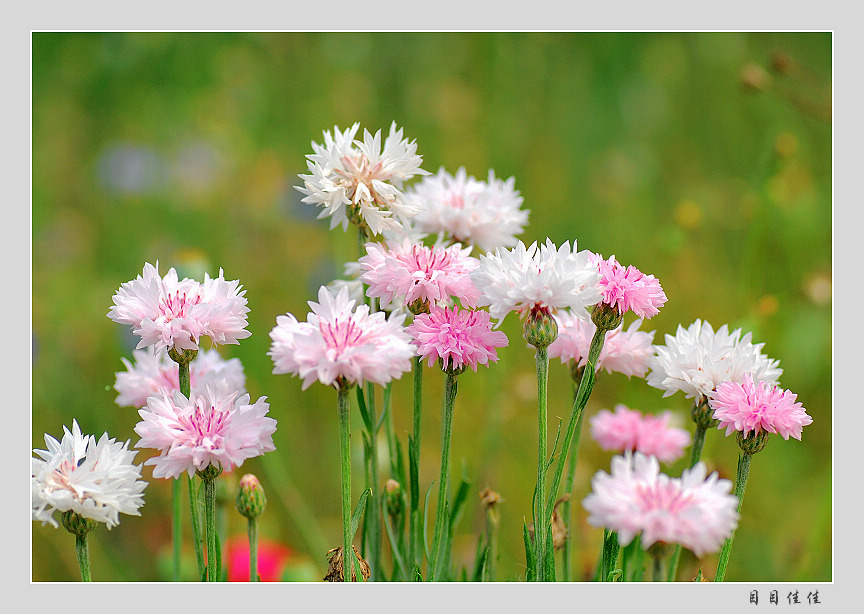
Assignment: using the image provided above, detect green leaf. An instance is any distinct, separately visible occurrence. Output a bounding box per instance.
[355,386,374,434]
[350,488,372,541]
[423,481,435,562]
[523,520,536,582]
[412,565,423,582]
[447,474,471,534]
[375,384,392,433]
[409,436,420,510]
[544,527,556,581]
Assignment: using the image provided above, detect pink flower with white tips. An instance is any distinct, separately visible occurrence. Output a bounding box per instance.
[359,238,480,312]
[114,349,246,409]
[709,373,812,440]
[593,254,667,319]
[582,452,738,556]
[296,123,429,235]
[135,382,276,479]
[268,286,416,389]
[408,305,509,372]
[108,262,250,353]
[549,312,656,378]
[590,405,690,463]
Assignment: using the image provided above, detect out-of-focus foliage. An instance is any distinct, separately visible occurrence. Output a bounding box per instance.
[31,32,831,582]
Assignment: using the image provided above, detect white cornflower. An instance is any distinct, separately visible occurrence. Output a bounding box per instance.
[409,167,529,253]
[296,122,429,235]
[471,239,602,323]
[646,319,782,400]
[32,420,147,529]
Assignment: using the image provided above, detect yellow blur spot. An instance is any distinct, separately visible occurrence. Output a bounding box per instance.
[775,132,799,158]
[757,294,779,317]
[675,200,702,229]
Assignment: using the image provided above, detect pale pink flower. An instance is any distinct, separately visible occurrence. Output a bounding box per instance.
[32,420,147,529]
[135,382,276,479]
[582,452,738,556]
[709,373,812,440]
[358,238,480,311]
[408,305,509,372]
[108,262,250,353]
[472,239,601,323]
[549,312,656,378]
[114,349,246,408]
[590,405,690,463]
[296,123,429,235]
[647,320,783,400]
[593,254,667,319]
[409,167,529,253]
[268,286,416,389]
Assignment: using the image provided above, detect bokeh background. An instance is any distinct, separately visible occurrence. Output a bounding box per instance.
[31,32,831,582]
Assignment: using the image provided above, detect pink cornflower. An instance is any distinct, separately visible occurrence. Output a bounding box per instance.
[593,254,667,319]
[582,452,739,556]
[114,349,246,408]
[408,305,509,372]
[135,383,276,479]
[358,239,480,312]
[549,311,656,378]
[268,286,416,390]
[709,373,812,440]
[590,405,690,464]
[108,262,250,353]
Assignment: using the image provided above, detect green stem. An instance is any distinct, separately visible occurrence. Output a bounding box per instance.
[338,385,355,582]
[560,399,586,581]
[666,415,708,582]
[248,517,259,581]
[188,475,205,579]
[595,528,620,582]
[74,533,92,582]
[533,346,549,582]
[546,326,608,515]
[652,552,666,582]
[204,476,217,582]
[715,451,753,582]
[429,372,458,581]
[364,382,381,581]
[409,355,423,571]
[172,477,182,581]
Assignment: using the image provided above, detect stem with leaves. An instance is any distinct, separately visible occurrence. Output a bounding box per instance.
[429,371,458,581]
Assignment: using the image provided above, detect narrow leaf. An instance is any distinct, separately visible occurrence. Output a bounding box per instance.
[350,488,372,541]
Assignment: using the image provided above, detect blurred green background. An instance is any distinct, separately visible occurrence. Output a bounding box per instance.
[31,32,831,582]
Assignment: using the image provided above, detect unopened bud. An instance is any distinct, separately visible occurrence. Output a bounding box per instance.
[591,302,622,332]
[737,430,769,455]
[523,305,558,348]
[235,474,267,520]
[61,510,97,537]
[385,479,403,517]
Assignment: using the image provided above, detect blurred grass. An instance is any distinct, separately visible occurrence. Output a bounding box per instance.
[31,32,831,582]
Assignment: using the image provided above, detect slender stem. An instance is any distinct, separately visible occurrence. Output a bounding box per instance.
[652,552,666,582]
[409,355,423,571]
[666,415,708,582]
[188,475,205,579]
[546,327,608,515]
[174,359,192,581]
[204,476,217,582]
[74,533,92,582]
[533,346,549,582]
[595,528,620,582]
[338,386,355,582]
[715,451,753,582]
[429,372,458,581]
[560,401,586,581]
[364,382,380,581]
[248,517,259,581]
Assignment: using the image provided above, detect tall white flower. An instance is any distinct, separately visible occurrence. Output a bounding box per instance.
[296,122,429,235]
[409,167,529,253]
[114,348,246,409]
[32,420,147,529]
[646,319,782,400]
[471,239,602,323]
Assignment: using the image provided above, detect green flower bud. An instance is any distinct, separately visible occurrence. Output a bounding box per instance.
[737,430,769,455]
[235,474,267,520]
[61,510,97,537]
[591,302,623,332]
[523,306,558,349]
[384,479,403,517]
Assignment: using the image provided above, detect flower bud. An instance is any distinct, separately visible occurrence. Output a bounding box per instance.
[591,302,623,332]
[61,510,97,537]
[235,474,267,520]
[737,429,770,455]
[523,305,558,349]
[384,479,403,517]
